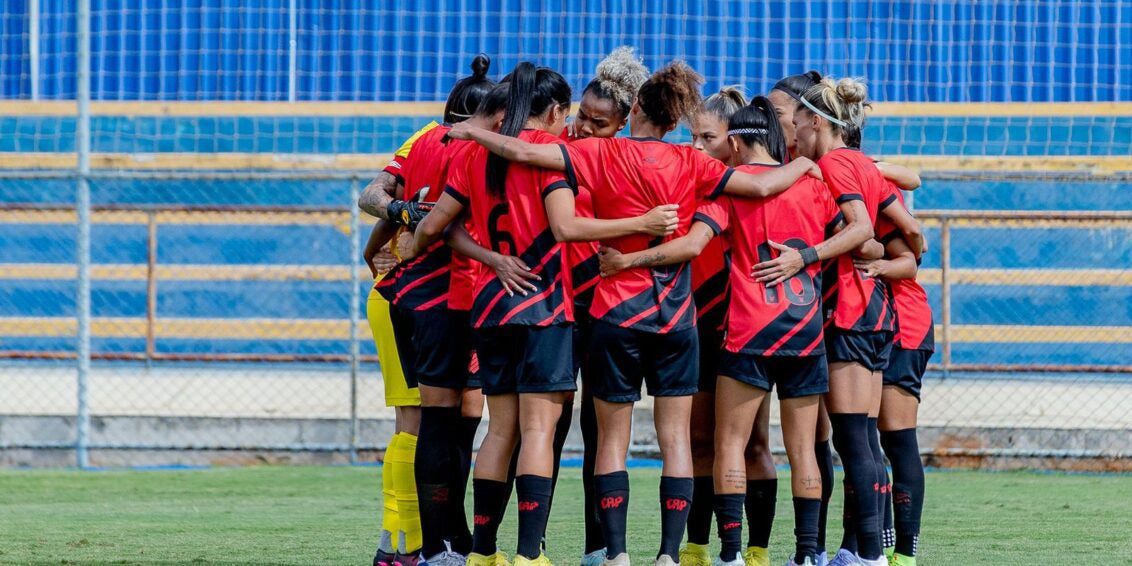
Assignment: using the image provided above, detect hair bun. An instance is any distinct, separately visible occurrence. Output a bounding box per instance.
[835,77,867,104]
[805,70,824,83]
[471,53,491,78]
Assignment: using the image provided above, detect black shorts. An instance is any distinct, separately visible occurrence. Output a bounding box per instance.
[697,326,725,393]
[474,323,576,396]
[573,310,594,376]
[717,352,829,399]
[389,306,480,390]
[882,347,933,401]
[589,320,698,403]
[825,328,894,372]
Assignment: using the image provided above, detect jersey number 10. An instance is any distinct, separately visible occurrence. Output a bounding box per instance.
[756,239,817,307]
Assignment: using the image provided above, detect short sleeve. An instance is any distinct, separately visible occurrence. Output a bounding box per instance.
[693,198,729,236]
[392,121,442,184]
[561,137,606,195]
[821,187,845,237]
[819,153,864,203]
[686,147,734,200]
[443,151,471,207]
[540,169,575,199]
[878,180,900,211]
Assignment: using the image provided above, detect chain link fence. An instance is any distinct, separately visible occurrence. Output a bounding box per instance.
[2,170,1130,469]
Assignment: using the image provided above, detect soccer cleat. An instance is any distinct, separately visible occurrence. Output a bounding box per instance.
[514,553,553,566]
[420,551,468,566]
[744,546,770,566]
[468,552,512,566]
[825,549,860,566]
[815,551,828,566]
[712,553,745,566]
[679,543,713,566]
[580,549,607,566]
[888,554,915,566]
[656,555,679,566]
[783,557,818,566]
[603,553,631,566]
[394,553,421,566]
[854,556,886,566]
[374,548,398,566]
[883,546,894,563]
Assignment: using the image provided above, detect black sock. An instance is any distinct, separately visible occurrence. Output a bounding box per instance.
[792,497,822,563]
[658,476,694,559]
[516,475,553,559]
[686,476,715,545]
[745,478,777,549]
[447,415,481,555]
[580,394,604,553]
[416,406,460,558]
[881,428,924,558]
[867,417,893,551]
[839,478,858,554]
[815,440,834,551]
[830,413,881,560]
[595,471,630,558]
[713,493,745,562]
[471,478,512,556]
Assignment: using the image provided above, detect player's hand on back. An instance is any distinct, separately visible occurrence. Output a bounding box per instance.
[448,122,475,140]
[751,239,804,287]
[372,245,399,275]
[393,230,417,261]
[490,254,541,297]
[639,204,680,236]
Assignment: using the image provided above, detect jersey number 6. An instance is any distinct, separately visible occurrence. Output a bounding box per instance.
[487,202,518,257]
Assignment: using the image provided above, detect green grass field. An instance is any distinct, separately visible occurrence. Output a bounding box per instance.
[1,465,1130,565]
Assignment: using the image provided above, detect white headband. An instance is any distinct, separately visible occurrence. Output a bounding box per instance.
[727,128,768,136]
[798,95,847,127]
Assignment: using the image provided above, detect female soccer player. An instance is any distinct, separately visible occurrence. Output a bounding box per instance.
[368,54,496,566]
[450,60,823,566]
[677,86,780,566]
[563,46,652,566]
[787,77,910,566]
[855,189,931,566]
[600,98,879,566]
[412,62,678,566]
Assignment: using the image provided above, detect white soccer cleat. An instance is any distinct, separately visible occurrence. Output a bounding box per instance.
[815,551,829,566]
[602,553,630,566]
[783,557,818,566]
[712,553,745,566]
[854,556,886,566]
[581,549,607,566]
[825,549,860,566]
[656,555,680,566]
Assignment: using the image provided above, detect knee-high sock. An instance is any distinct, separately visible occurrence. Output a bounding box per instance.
[686,476,715,545]
[658,476,694,559]
[516,475,554,559]
[471,478,512,556]
[580,393,604,553]
[447,416,480,555]
[793,497,822,563]
[595,472,630,558]
[881,428,924,558]
[829,413,882,560]
[745,479,777,549]
[867,417,894,552]
[391,432,422,553]
[815,440,835,551]
[416,407,459,558]
[380,432,401,552]
[713,493,745,562]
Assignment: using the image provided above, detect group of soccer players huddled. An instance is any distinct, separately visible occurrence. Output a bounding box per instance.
[358,46,933,566]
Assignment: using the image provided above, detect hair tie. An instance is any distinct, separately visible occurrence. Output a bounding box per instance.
[727,128,768,136]
[798,96,847,127]
[448,111,473,119]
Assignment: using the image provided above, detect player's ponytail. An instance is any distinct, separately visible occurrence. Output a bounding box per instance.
[699,86,747,123]
[727,96,788,164]
[444,53,495,124]
[636,60,704,130]
[797,76,869,142]
[487,62,572,199]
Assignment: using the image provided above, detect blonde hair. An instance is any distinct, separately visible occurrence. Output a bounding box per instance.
[584,46,651,117]
[799,77,870,139]
[698,85,747,123]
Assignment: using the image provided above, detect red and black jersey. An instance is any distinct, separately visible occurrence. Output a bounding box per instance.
[445,129,574,328]
[442,139,485,312]
[376,124,455,310]
[561,136,734,334]
[875,188,935,351]
[691,202,730,333]
[558,125,601,312]
[697,164,841,356]
[818,148,896,333]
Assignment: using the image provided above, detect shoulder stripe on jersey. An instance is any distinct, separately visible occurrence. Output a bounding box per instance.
[708,168,736,200]
[880,192,898,210]
[560,146,577,190]
[693,212,724,236]
[836,194,864,204]
[443,185,469,206]
[542,179,575,199]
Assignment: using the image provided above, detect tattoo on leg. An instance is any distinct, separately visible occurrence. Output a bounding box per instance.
[724,468,746,490]
[801,475,822,489]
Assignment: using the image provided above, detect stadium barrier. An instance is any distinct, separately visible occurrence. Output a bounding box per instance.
[2,171,1129,469]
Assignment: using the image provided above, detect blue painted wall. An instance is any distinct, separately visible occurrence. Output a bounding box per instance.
[1,1,1129,102]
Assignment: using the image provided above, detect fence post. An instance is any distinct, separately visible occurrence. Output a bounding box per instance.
[940,216,952,378]
[75,0,92,469]
[145,211,158,367]
[288,0,298,102]
[348,178,361,464]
